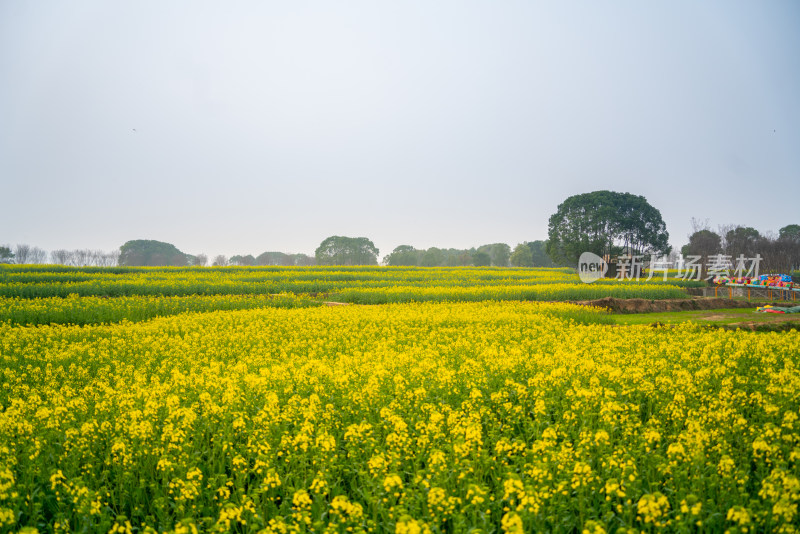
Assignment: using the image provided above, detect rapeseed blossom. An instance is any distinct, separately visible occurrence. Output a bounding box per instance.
[0,289,798,532]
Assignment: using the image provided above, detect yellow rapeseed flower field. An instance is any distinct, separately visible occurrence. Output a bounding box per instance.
[1,290,799,533]
[0,265,695,302]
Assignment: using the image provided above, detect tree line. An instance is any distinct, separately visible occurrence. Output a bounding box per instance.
[382,241,556,267]
[5,191,797,271]
[0,244,120,266]
[682,220,800,276]
[117,240,317,267]
[0,238,560,268]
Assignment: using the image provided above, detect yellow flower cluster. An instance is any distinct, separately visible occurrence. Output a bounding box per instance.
[1,264,693,303]
[0,295,798,532]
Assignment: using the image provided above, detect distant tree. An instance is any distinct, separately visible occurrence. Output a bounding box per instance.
[229,254,256,266]
[0,245,14,263]
[14,244,31,264]
[98,250,120,267]
[526,240,556,267]
[472,250,491,266]
[315,236,379,266]
[448,250,473,266]
[385,245,420,266]
[724,226,760,258]
[13,245,47,264]
[510,243,534,267]
[682,230,722,258]
[779,224,800,241]
[119,240,188,266]
[29,247,47,264]
[778,224,800,271]
[547,191,670,265]
[478,243,511,267]
[775,225,800,272]
[680,229,722,279]
[89,250,103,266]
[254,251,317,266]
[72,249,93,267]
[212,255,228,267]
[420,247,445,267]
[256,251,291,266]
[291,254,317,266]
[50,249,72,265]
[189,253,208,267]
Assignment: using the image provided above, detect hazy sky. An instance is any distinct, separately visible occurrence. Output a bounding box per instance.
[2,1,798,261]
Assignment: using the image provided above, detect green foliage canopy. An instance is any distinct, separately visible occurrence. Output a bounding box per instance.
[0,246,14,264]
[779,224,800,241]
[682,230,722,258]
[477,243,511,267]
[315,236,379,266]
[472,250,491,266]
[725,226,760,258]
[547,191,670,265]
[119,240,187,266]
[510,244,534,267]
[385,246,420,266]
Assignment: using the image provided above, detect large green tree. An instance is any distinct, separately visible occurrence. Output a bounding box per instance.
[257,252,291,266]
[527,240,556,267]
[385,245,420,266]
[229,254,256,266]
[724,226,760,258]
[777,224,800,272]
[779,224,800,241]
[477,243,511,267]
[510,244,534,267]
[472,250,491,266]
[0,246,14,264]
[421,248,445,267]
[255,251,316,266]
[682,229,722,258]
[315,236,379,266]
[547,191,670,265]
[118,240,187,266]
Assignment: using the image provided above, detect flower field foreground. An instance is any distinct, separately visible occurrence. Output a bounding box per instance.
[2,301,799,533]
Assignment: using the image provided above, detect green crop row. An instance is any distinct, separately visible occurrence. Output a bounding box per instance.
[0,294,321,326]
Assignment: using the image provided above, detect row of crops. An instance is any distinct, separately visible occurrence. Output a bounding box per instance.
[0,265,696,307]
[0,294,321,326]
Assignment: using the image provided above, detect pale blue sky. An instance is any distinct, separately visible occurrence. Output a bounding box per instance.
[2,1,798,260]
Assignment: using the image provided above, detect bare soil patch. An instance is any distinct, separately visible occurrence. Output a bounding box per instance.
[574,297,784,314]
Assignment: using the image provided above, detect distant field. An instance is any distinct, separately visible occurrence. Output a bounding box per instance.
[0,264,696,303]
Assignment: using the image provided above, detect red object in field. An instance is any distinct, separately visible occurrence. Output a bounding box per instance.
[764,309,786,314]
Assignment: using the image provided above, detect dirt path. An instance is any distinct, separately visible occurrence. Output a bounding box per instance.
[574,297,790,314]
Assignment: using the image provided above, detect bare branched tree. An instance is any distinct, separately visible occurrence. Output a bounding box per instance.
[0,245,14,263]
[717,224,735,254]
[14,244,31,264]
[104,250,120,267]
[690,217,711,235]
[72,249,92,266]
[50,249,72,265]
[29,247,47,264]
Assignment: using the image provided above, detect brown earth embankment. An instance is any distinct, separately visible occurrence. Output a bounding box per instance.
[575,297,786,314]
